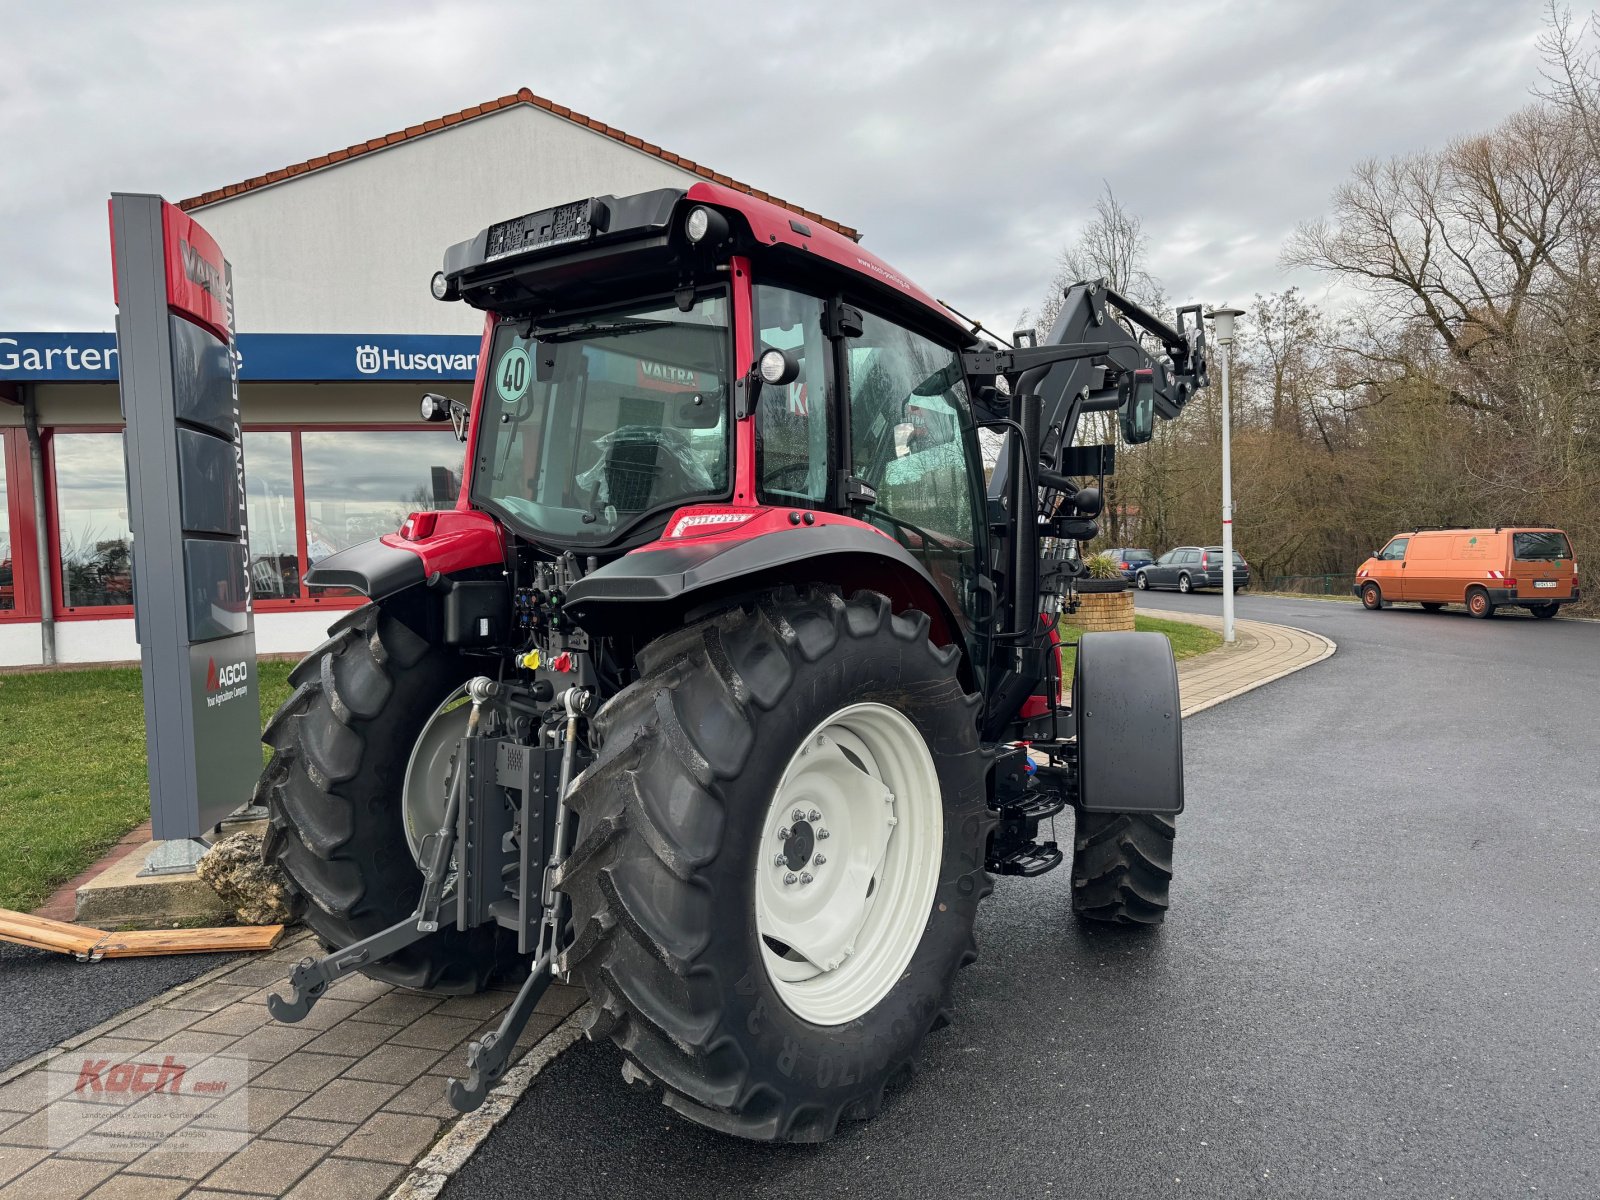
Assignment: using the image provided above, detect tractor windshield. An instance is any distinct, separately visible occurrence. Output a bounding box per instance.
[471,291,731,545]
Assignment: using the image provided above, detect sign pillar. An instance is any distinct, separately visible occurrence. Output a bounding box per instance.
[110,194,259,861]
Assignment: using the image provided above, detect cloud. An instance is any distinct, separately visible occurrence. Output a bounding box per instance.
[0,0,1548,332]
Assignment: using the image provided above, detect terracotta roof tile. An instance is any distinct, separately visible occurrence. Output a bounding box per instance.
[177,88,855,237]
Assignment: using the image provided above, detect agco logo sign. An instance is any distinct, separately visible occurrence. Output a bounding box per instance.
[204,658,250,708]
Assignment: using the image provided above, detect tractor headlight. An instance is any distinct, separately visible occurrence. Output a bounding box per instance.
[758,348,797,386]
[430,271,456,302]
[684,205,727,245]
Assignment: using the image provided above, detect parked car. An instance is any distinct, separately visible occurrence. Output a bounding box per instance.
[1102,546,1155,582]
[1136,546,1251,593]
[1354,525,1579,618]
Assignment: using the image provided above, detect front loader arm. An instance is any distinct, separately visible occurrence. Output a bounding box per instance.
[965,280,1208,739]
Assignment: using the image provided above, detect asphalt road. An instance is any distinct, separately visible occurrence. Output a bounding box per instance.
[447,591,1600,1199]
[0,944,234,1074]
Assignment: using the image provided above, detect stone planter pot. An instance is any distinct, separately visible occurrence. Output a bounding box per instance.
[1062,588,1135,633]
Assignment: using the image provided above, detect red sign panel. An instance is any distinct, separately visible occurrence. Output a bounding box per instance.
[106,201,232,343]
[161,204,231,342]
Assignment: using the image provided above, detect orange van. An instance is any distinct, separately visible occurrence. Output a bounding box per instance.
[1354,526,1580,619]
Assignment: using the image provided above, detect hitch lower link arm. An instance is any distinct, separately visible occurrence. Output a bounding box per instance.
[446,684,591,1114]
[266,679,494,1024]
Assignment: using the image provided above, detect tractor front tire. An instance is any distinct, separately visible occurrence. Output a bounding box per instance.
[556,587,991,1142]
[257,604,511,992]
[1071,811,1176,925]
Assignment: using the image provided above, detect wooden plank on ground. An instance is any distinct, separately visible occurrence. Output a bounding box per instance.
[94,925,285,958]
[0,907,284,959]
[0,908,104,956]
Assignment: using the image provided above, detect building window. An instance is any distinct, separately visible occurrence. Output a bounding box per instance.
[300,430,462,565]
[44,426,465,614]
[54,433,133,609]
[244,431,299,600]
[0,450,12,612]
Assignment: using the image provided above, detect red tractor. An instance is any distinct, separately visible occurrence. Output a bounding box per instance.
[261,183,1208,1141]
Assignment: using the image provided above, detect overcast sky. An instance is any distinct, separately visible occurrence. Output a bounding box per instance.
[0,0,1553,334]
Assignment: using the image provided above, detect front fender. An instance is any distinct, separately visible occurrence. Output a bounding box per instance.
[304,510,505,599]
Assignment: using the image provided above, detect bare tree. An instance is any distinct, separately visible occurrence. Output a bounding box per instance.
[1024,184,1167,336]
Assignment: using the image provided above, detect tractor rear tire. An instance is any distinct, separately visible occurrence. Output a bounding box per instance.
[256,604,513,993]
[556,587,991,1142]
[1071,811,1176,925]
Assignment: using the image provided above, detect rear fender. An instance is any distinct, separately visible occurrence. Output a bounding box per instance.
[563,511,970,679]
[1074,631,1183,814]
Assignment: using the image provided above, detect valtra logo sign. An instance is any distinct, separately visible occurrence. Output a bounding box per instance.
[204,657,250,708]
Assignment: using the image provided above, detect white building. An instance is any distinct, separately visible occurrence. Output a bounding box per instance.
[0,89,851,667]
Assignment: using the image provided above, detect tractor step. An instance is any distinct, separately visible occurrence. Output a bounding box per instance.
[1002,790,1068,823]
[987,840,1064,877]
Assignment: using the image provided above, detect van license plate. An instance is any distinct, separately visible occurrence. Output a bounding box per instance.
[1534,580,1557,588]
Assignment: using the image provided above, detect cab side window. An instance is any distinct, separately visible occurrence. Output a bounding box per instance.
[1379,538,1409,561]
[845,309,983,622]
[754,285,832,504]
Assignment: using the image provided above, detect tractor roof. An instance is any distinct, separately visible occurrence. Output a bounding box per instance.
[441,181,972,344]
[684,183,971,341]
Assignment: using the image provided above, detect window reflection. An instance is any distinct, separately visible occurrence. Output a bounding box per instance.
[55,434,133,608]
[301,431,462,562]
[244,432,298,600]
[0,458,12,611]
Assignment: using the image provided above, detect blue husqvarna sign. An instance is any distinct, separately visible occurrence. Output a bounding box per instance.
[0,331,480,382]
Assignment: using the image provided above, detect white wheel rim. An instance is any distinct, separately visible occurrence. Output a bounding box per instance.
[754,702,942,1026]
[402,686,470,862]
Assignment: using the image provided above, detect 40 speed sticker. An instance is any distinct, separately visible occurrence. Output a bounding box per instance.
[495,345,532,403]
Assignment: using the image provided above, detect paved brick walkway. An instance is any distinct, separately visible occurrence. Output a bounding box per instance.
[1152,608,1336,716]
[0,611,1331,1200]
[0,934,583,1199]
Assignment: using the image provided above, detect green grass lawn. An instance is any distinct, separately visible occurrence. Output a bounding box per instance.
[0,661,294,913]
[1056,613,1223,681]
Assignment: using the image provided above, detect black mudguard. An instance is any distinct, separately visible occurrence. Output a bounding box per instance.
[562,523,967,648]
[1074,631,1184,814]
[303,538,425,599]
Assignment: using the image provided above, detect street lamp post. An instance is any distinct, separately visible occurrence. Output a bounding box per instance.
[1206,306,1244,645]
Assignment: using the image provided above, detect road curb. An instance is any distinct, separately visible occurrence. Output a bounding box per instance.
[387,1006,589,1200]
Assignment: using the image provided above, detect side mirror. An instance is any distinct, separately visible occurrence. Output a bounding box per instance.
[1119,368,1156,444]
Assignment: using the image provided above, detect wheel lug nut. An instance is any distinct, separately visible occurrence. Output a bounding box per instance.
[817,828,830,840]
[773,854,787,867]
[807,809,821,821]
[799,872,814,885]
[783,872,797,885]
[777,826,792,840]
[813,854,826,866]
[791,808,806,822]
